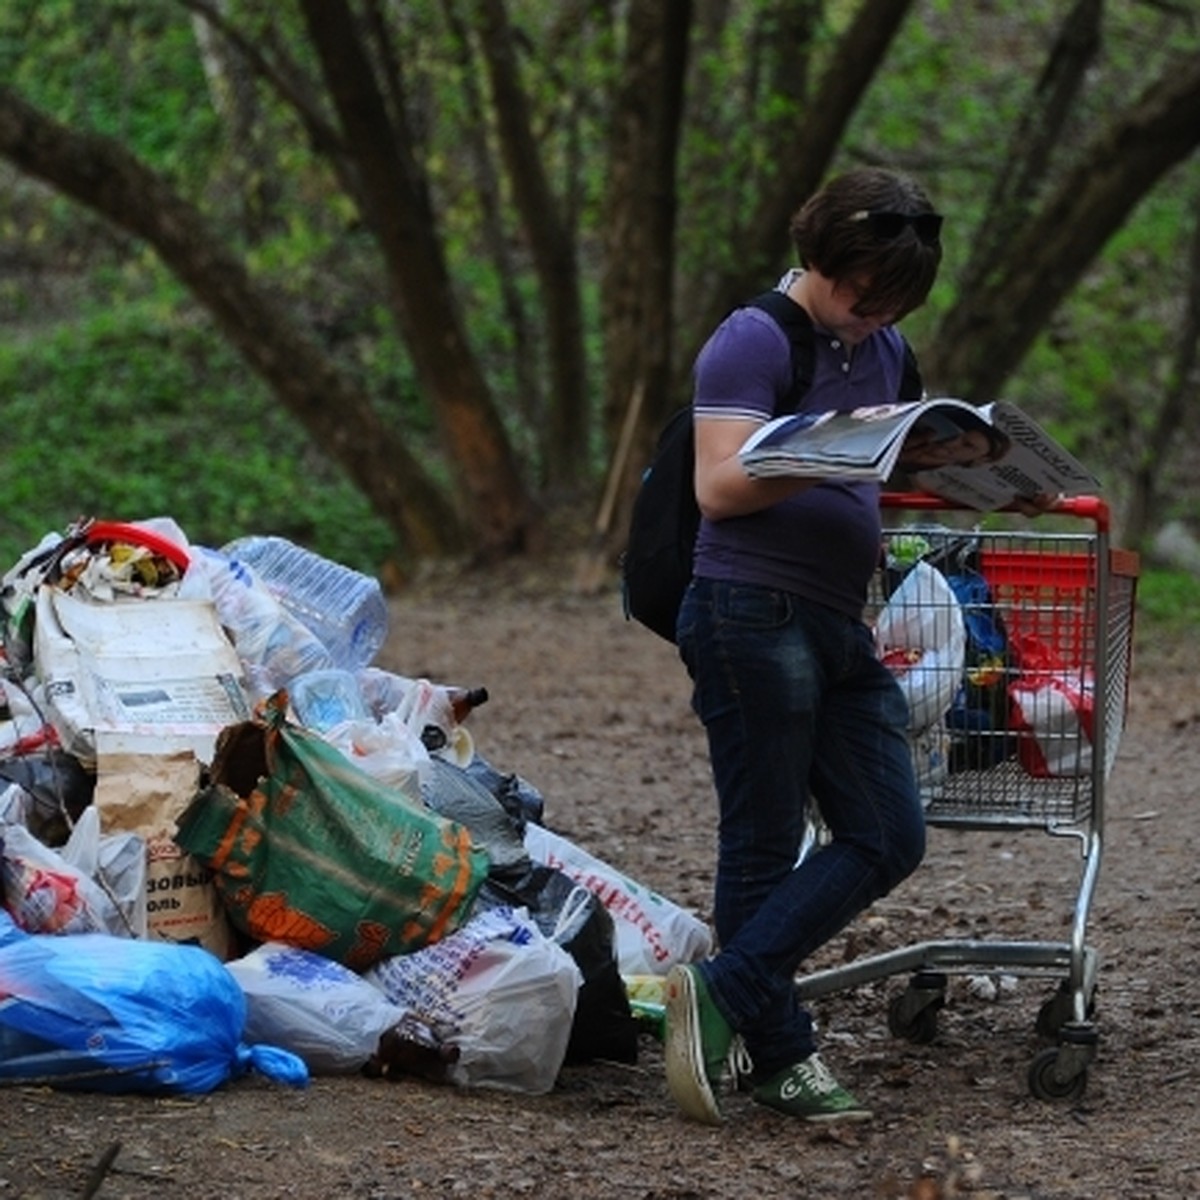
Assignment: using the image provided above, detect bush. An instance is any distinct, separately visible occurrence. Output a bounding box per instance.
[0,300,397,576]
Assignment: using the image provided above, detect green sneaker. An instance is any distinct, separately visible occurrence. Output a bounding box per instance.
[751,1053,873,1123]
[664,964,733,1125]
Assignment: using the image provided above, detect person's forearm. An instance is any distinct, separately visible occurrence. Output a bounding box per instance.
[696,461,818,521]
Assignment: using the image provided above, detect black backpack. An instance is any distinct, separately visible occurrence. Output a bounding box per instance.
[620,290,816,643]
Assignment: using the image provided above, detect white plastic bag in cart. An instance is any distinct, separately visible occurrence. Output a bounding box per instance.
[875,560,967,733]
[1009,669,1094,777]
[523,822,712,976]
[365,906,580,1095]
[909,720,951,800]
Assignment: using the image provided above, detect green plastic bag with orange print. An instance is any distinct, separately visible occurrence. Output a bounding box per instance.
[174,692,488,970]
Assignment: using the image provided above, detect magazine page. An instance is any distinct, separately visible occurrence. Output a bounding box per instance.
[908,401,1100,510]
[739,399,985,480]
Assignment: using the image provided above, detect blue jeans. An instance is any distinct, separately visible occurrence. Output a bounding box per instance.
[677,577,925,1078]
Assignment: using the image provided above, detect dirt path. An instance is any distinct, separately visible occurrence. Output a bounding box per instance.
[1,569,1197,1200]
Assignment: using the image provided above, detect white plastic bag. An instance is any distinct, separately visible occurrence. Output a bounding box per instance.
[522,822,712,976]
[909,720,951,803]
[320,710,429,801]
[350,670,474,772]
[365,906,580,1095]
[225,942,407,1074]
[1010,669,1095,777]
[0,808,143,937]
[875,560,967,732]
[394,677,475,767]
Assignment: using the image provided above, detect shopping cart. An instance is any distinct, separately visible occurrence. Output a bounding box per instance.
[794,494,1139,1101]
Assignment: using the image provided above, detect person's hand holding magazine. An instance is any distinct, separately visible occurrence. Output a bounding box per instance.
[896,412,1060,516]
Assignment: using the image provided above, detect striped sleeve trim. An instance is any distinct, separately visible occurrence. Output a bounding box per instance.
[693,405,768,424]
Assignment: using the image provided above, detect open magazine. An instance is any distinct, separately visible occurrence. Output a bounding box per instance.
[738,397,1100,511]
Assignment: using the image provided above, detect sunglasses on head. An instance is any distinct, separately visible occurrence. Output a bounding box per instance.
[850,209,943,245]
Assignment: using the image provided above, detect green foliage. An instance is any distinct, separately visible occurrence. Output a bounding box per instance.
[677,5,841,277]
[1006,157,1200,522]
[0,0,221,186]
[1,0,1198,567]
[0,288,397,575]
[844,0,1200,535]
[1135,568,1200,640]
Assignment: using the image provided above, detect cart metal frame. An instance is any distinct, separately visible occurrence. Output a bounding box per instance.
[794,494,1139,1101]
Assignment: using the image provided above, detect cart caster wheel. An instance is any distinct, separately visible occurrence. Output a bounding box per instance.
[887,992,939,1044]
[1027,1046,1088,1102]
[1036,986,1073,1039]
[1036,982,1096,1040]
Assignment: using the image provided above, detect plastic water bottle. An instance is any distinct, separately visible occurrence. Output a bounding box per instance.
[290,668,370,732]
[197,546,335,698]
[220,536,388,672]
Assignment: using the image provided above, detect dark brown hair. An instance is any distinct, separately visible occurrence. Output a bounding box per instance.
[789,168,943,320]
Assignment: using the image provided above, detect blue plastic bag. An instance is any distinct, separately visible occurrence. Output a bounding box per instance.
[0,907,25,949]
[0,931,308,1094]
[944,568,1016,770]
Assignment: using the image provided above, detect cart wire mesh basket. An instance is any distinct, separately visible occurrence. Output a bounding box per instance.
[794,494,1138,1101]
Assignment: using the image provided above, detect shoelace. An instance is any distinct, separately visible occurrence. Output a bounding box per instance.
[727,1042,843,1098]
[727,1036,755,1089]
[792,1052,840,1096]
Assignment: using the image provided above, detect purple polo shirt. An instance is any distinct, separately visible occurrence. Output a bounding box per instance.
[691,299,910,617]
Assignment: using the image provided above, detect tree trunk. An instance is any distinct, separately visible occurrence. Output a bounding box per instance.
[589,0,691,572]
[474,0,590,493]
[441,0,547,448]
[685,0,917,350]
[182,0,369,216]
[956,0,1103,303]
[926,51,1200,400]
[300,0,538,559]
[1121,193,1200,551]
[0,85,464,561]
[189,0,282,241]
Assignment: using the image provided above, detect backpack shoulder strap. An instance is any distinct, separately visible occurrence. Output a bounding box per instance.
[746,289,925,405]
[742,290,815,414]
[898,336,924,401]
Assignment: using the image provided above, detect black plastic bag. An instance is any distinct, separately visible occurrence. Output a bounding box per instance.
[479,864,640,1065]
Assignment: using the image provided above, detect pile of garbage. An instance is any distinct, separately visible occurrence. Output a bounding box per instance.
[0,517,711,1097]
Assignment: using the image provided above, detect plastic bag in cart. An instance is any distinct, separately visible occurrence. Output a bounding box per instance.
[0,929,308,1094]
[1009,661,1095,778]
[874,560,966,733]
[943,568,1016,771]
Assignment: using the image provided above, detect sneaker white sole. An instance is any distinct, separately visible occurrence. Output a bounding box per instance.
[751,1091,874,1123]
[799,1107,873,1124]
[664,966,722,1125]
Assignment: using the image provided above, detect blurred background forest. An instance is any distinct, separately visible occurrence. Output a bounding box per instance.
[0,0,1198,625]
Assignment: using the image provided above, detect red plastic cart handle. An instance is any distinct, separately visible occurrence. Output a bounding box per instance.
[880,492,1111,533]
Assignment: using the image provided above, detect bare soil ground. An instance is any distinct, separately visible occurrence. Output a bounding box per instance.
[2,555,1198,1200]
